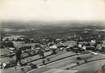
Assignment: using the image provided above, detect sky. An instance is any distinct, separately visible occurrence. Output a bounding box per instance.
[0,0,105,22]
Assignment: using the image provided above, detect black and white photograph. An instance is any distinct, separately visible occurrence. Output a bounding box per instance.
[0,0,105,73]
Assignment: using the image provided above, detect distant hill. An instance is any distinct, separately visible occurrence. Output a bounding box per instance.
[0,21,105,39]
